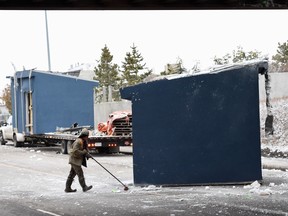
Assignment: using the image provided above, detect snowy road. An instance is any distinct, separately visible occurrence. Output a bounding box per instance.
[1,144,288,216]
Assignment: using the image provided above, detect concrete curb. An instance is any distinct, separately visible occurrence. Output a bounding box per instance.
[119,146,133,154]
[118,149,288,171]
[262,157,288,171]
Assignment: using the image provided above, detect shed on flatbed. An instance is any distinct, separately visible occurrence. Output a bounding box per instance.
[121,60,267,186]
[10,69,98,135]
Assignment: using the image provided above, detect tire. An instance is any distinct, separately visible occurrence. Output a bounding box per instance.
[108,146,120,154]
[97,147,109,154]
[61,140,68,154]
[13,134,23,147]
[0,131,6,145]
[98,146,120,154]
[66,140,73,153]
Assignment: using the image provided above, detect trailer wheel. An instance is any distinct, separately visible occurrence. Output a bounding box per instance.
[98,146,120,154]
[61,140,73,154]
[61,140,68,154]
[13,134,23,147]
[66,140,73,153]
[108,146,120,154]
[0,131,6,145]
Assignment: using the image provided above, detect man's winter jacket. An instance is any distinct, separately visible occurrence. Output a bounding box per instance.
[69,138,88,167]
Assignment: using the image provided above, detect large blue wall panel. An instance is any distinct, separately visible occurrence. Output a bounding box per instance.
[11,70,98,134]
[121,62,266,185]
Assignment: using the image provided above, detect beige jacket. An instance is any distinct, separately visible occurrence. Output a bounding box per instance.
[69,138,88,167]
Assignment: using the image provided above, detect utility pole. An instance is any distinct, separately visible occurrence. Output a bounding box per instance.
[45,10,51,71]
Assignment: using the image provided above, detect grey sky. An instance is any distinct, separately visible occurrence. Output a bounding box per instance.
[1,10,288,94]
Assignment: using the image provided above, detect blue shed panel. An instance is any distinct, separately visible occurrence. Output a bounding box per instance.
[121,62,265,186]
[10,74,35,133]
[11,70,98,134]
[10,79,18,130]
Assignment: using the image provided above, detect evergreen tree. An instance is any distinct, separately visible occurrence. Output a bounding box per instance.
[94,45,121,102]
[214,46,262,65]
[272,40,288,72]
[121,44,152,86]
[191,61,201,73]
[160,58,187,75]
[232,46,261,63]
[213,54,231,65]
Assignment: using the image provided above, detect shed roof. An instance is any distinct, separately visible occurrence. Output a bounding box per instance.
[11,69,98,84]
[144,59,268,84]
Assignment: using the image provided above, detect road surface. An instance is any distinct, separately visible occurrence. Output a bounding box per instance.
[1,144,288,216]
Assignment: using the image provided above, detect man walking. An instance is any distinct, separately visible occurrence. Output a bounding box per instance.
[65,128,93,192]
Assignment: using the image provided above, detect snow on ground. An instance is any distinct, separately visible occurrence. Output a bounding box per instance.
[260,98,288,158]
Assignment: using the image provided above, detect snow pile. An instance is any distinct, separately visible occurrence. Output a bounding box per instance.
[141,185,162,191]
[260,98,288,158]
[244,181,272,196]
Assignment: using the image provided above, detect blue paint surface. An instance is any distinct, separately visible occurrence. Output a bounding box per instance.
[121,62,266,185]
[11,70,98,134]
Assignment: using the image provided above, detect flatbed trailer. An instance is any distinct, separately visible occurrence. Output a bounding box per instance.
[20,131,132,154]
[10,124,132,154]
[87,135,132,154]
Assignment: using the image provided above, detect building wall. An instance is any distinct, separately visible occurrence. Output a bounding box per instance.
[259,72,288,102]
[94,100,131,126]
[0,104,10,122]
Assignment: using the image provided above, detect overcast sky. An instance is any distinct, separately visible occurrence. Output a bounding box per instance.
[1,10,288,93]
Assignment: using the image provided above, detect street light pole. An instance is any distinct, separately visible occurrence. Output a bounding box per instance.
[45,10,51,71]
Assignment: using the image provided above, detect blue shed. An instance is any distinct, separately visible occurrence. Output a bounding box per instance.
[10,69,98,135]
[121,61,267,186]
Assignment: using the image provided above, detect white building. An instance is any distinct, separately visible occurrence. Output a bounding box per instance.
[0,103,10,123]
[62,63,96,80]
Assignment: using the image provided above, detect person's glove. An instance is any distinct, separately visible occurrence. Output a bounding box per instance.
[86,153,93,160]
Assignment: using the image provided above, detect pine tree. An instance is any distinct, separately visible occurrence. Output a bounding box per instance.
[121,44,152,86]
[160,58,187,75]
[272,40,288,72]
[214,54,231,65]
[214,46,262,65]
[94,45,121,102]
[232,46,261,63]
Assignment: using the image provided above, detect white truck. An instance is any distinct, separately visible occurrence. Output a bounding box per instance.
[0,115,14,145]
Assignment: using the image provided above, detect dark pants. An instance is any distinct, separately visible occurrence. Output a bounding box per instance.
[68,164,84,181]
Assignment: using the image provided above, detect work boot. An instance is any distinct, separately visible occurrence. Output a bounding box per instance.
[65,177,77,193]
[79,177,93,192]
